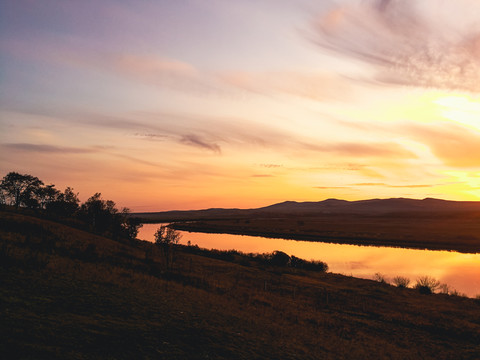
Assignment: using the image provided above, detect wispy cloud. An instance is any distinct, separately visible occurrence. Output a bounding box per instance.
[251,174,274,178]
[79,115,148,130]
[2,143,95,154]
[110,54,213,92]
[306,142,415,158]
[313,186,350,189]
[353,182,434,188]
[219,70,352,101]
[353,182,387,186]
[39,109,295,153]
[106,153,161,168]
[133,133,168,141]
[259,164,283,169]
[406,123,480,167]
[1,142,163,169]
[312,0,480,92]
[179,134,221,154]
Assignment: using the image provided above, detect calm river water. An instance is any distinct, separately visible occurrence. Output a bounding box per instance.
[138,223,480,297]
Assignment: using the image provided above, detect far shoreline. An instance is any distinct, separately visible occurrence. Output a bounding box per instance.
[167,222,480,254]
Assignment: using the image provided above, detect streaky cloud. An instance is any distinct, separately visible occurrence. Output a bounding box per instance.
[2,143,95,154]
[259,164,283,168]
[405,122,480,168]
[219,70,352,101]
[389,184,433,188]
[305,142,415,158]
[133,133,169,141]
[353,182,434,188]
[180,134,221,154]
[312,0,480,93]
[353,182,387,186]
[104,152,161,168]
[314,186,350,189]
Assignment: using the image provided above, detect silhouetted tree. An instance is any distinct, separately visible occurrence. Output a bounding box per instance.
[80,193,124,236]
[80,193,104,231]
[155,225,182,271]
[78,193,137,240]
[120,208,143,241]
[1,171,138,242]
[0,172,44,208]
[37,184,61,209]
[46,187,80,217]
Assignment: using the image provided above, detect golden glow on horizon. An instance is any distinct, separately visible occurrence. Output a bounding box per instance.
[435,94,480,131]
[441,170,480,198]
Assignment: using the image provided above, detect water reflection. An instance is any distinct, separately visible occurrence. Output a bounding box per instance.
[138,223,480,297]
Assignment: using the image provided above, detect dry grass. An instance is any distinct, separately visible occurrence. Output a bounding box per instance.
[1,210,480,359]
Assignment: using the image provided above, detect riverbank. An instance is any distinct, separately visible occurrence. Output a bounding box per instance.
[169,212,480,253]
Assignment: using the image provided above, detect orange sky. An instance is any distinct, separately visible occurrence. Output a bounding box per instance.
[1,0,480,211]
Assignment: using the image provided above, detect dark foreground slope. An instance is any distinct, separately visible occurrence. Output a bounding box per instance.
[1,211,480,359]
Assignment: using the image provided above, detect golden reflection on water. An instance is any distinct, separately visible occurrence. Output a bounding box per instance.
[139,224,480,297]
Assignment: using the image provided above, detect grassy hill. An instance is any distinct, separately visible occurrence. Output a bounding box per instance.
[1,209,480,359]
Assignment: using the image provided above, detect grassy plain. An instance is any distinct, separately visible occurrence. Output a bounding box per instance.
[1,210,480,359]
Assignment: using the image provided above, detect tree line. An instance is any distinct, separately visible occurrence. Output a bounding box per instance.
[0,171,142,241]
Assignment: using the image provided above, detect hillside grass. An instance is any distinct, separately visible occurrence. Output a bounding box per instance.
[1,210,480,359]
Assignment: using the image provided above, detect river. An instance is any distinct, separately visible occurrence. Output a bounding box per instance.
[138,223,480,297]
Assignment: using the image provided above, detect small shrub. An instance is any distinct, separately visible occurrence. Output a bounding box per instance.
[392,276,410,288]
[438,283,450,295]
[305,260,329,272]
[449,289,461,297]
[374,273,389,284]
[415,276,440,294]
[269,250,291,267]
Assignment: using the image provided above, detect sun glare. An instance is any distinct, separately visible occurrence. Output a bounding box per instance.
[439,170,480,200]
[434,94,480,131]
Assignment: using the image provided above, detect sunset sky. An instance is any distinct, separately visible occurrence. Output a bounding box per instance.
[2,0,480,211]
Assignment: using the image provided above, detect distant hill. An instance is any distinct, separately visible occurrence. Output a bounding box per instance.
[256,197,480,214]
[135,197,480,221]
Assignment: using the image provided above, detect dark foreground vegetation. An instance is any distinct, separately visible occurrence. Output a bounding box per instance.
[2,208,480,359]
[0,171,142,241]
